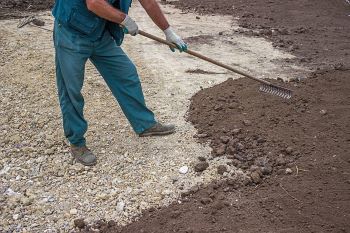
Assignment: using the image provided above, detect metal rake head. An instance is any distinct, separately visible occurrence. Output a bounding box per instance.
[18,16,45,28]
[18,16,35,28]
[259,83,292,99]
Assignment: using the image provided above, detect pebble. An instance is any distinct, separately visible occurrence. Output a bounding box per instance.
[220,136,230,144]
[285,168,293,174]
[261,165,273,175]
[276,155,287,166]
[243,120,252,126]
[250,171,262,184]
[97,193,109,201]
[200,198,212,205]
[69,209,78,215]
[215,144,226,156]
[285,147,293,155]
[196,133,208,138]
[320,109,327,115]
[13,214,20,220]
[116,201,125,212]
[21,197,33,206]
[179,166,189,174]
[236,142,245,151]
[232,128,241,135]
[217,165,228,175]
[194,162,209,172]
[74,219,86,229]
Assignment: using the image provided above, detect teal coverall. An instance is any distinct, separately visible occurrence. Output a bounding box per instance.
[53,0,156,146]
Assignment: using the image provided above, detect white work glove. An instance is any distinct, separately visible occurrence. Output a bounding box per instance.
[164,27,187,52]
[121,15,139,36]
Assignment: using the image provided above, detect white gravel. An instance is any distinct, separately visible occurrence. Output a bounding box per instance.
[0,2,304,232]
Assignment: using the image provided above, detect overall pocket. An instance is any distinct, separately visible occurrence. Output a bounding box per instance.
[67,8,99,35]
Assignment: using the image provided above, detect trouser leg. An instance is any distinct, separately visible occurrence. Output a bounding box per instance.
[90,33,156,134]
[54,25,90,146]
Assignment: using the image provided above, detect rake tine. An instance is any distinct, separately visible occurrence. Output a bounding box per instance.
[17,16,35,28]
[259,84,292,99]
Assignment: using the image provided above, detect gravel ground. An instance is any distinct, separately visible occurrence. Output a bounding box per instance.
[0,2,303,232]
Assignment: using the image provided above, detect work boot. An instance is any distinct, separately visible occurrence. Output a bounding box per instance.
[70,145,97,166]
[139,122,175,137]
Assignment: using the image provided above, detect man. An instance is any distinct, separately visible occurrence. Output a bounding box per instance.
[52,0,187,166]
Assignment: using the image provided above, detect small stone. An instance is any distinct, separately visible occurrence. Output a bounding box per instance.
[198,156,206,161]
[257,137,266,143]
[215,144,226,156]
[69,209,78,215]
[97,193,109,201]
[250,171,262,184]
[320,109,327,115]
[279,28,290,35]
[232,128,241,135]
[236,142,245,151]
[13,214,20,220]
[276,155,286,166]
[261,165,273,175]
[179,166,189,174]
[243,120,252,126]
[285,168,293,174]
[231,159,241,167]
[200,198,212,205]
[226,178,236,186]
[249,165,260,172]
[116,201,125,212]
[243,176,252,186]
[214,105,223,111]
[194,161,209,172]
[21,197,33,206]
[74,219,86,229]
[260,29,272,35]
[10,134,21,143]
[285,147,293,155]
[226,146,236,154]
[217,165,227,175]
[196,16,200,19]
[219,31,224,35]
[108,220,116,227]
[197,133,208,138]
[220,136,230,144]
[271,29,279,36]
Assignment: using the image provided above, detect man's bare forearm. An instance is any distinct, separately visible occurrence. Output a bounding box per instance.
[139,0,170,31]
[86,0,126,24]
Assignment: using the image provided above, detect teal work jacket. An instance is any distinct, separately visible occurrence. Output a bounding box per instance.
[52,0,132,45]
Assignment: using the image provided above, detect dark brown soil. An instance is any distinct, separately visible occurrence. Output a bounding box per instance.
[168,0,350,71]
[0,0,54,20]
[76,71,350,233]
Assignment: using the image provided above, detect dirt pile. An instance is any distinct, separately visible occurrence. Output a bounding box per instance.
[77,70,350,233]
[168,0,350,71]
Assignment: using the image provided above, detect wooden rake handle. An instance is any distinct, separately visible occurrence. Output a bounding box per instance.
[138,30,271,86]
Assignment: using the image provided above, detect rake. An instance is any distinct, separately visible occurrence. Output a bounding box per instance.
[17,16,292,99]
[139,30,292,99]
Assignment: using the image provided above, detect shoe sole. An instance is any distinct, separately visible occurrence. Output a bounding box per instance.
[71,154,97,166]
[139,129,175,137]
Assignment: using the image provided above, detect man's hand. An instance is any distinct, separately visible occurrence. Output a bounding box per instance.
[121,15,139,36]
[164,27,187,52]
